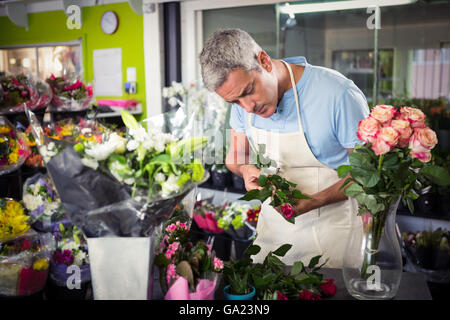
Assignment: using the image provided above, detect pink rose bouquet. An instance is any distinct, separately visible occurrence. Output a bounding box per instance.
[338,104,450,279]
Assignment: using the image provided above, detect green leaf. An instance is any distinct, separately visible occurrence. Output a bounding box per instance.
[59,223,65,233]
[420,165,450,186]
[73,233,80,244]
[245,244,261,256]
[292,189,310,200]
[272,244,292,257]
[268,255,285,267]
[258,188,273,202]
[343,183,364,197]
[308,255,321,269]
[239,189,260,201]
[364,171,381,188]
[258,174,267,187]
[121,110,140,130]
[290,261,304,276]
[337,165,352,178]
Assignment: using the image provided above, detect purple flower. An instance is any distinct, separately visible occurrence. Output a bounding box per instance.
[54,249,74,266]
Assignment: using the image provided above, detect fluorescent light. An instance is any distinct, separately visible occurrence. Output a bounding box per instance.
[280,0,417,15]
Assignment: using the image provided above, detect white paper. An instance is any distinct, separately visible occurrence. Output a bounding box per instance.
[126,67,137,82]
[93,48,123,96]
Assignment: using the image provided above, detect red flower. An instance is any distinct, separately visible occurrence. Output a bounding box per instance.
[64,80,83,91]
[277,291,288,300]
[86,85,93,97]
[319,279,337,297]
[298,290,321,300]
[20,240,31,251]
[50,74,56,80]
[11,78,22,87]
[281,203,294,219]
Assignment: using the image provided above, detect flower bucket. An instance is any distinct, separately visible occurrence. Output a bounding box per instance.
[87,236,155,300]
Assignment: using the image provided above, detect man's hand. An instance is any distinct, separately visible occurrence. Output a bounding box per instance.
[240,164,262,191]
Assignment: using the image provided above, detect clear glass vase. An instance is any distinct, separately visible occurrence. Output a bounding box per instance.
[343,197,403,300]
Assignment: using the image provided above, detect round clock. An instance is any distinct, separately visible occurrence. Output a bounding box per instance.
[100,11,119,35]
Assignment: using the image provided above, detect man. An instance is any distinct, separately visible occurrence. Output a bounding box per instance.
[199,29,369,267]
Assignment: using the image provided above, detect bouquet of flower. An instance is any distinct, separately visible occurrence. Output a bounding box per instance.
[18,126,43,167]
[193,200,225,234]
[224,243,336,300]
[0,198,30,241]
[0,74,52,114]
[238,143,310,224]
[154,215,224,300]
[49,223,90,288]
[46,74,94,112]
[22,173,70,233]
[337,105,450,279]
[0,117,29,175]
[0,228,55,296]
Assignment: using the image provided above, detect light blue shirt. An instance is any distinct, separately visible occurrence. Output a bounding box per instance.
[229,56,370,170]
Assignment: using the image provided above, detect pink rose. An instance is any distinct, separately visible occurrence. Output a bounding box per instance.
[357,116,381,144]
[280,203,294,219]
[277,291,288,300]
[390,119,413,148]
[213,257,224,271]
[320,279,337,297]
[411,151,432,163]
[370,105,397,124]
[371,127,400,155]
[299,290,321,301]
[398,106,426,128]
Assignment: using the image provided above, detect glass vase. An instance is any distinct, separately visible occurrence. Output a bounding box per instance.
[343,197,403,300]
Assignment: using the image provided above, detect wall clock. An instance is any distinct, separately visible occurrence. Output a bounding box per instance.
[101,11,119,35]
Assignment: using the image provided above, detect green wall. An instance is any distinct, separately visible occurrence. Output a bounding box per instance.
[0,2,146,120]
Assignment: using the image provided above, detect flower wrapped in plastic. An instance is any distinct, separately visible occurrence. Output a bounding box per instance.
[0,74,52,114]
[25,106,209,299]
[22,173,71,233]
[49,223,90,288]
[46,73,94,112]
[0,117,30,175]
[154,214,223,300]
[0,198,55,297]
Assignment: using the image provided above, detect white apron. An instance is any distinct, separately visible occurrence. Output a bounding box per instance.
[250,61,362,268]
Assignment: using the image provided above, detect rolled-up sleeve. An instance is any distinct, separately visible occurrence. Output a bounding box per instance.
[334,86,370,148]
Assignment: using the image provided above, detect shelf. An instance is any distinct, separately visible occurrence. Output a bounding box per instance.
[397,208,450,222]
[88,104,142,119]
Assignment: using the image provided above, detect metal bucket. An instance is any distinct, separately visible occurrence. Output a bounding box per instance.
[87,236,155,300]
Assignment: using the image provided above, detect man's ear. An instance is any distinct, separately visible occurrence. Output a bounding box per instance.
[257,50,272,72]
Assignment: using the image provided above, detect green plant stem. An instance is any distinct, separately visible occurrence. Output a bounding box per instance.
[378,154,384,172]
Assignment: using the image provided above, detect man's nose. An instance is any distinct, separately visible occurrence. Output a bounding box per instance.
[240,97,255,113]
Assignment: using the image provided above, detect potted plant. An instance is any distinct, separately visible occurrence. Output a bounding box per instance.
[223,261,255,300]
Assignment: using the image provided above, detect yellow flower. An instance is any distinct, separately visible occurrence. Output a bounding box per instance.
[0,199,30,240]
[0,126,11,134]
[33,258,49,271]
[7,146,19,164]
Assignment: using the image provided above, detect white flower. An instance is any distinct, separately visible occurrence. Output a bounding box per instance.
[124,178,135,185]
[74,250,87,266]
[126,139,139,151]
[162,87,169,98]
[81,128,92,135]
[129,127,148,142]
[23,194,43,211]
[154,141,166,153]
[29,182,42,196]
[155,173,166,182]
[172,81,185,95]
[142,137,154,150]
[168,97,179,107]
[161,174,181,198]
[43,201,59,216]
[81,157,99,170]
[61,240,79,252]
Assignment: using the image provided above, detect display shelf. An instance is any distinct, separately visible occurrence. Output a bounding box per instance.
[397,207,450,222]
[87,104,142,119]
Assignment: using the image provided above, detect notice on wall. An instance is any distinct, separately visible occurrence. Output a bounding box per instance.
[93,48,122,96]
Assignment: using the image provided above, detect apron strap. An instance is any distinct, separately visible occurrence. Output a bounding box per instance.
[280,60,303,133]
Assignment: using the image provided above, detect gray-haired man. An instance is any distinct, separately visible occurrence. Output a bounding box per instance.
[199,29,368,266]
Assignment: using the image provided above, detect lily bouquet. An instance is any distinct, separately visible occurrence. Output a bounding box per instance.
[0,117,29,175]
[46,74,94,111]
[0,74,52,114]
[154,215,224,300]
[337,105,450,279]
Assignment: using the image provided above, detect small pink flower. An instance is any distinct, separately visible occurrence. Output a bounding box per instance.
[166,263,178,284]
[361,212,373,225]
[281,203,294,219]
[165,224,177,232]
[370,105,397,125]
[213,257,224,271]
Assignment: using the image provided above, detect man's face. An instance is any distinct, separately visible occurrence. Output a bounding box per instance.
[215,67,278,118]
